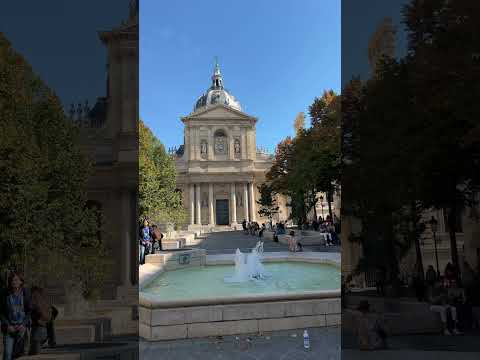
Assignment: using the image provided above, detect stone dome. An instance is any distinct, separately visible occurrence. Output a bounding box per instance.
[193,61,242,112]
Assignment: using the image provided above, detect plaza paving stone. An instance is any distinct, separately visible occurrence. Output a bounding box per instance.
[343,329,480,359]
[140,326,340,360]
[194,230,340,254]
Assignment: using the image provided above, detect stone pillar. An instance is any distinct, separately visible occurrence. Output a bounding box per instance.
[249,182,256,221]
[208,183,215,225]
[189,126,195,160]
[208,128,214,160]
[230,183,237,224]
[121,190,131,286]
[196,184,201,225]
[240,130,246,160]
[189,184,195,225]
[243,183,249,222]
[229,133,234,160]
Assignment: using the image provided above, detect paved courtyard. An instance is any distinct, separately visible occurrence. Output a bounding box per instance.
[343,329,480,359]
[194,230,340,254]
[140,327,340,360]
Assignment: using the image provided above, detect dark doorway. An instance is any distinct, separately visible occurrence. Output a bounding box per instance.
[216,199,229,225]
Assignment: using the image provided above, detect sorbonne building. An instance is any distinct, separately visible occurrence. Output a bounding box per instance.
[171,62,292,230]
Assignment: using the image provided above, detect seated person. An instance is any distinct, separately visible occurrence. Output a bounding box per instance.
[356,300,387,350]
[429,282,463,335]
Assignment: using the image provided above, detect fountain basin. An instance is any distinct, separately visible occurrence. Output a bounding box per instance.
[139,252,340,340]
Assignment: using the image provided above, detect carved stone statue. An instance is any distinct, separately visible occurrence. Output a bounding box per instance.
[234,139,241,154]
[201,140,207,154]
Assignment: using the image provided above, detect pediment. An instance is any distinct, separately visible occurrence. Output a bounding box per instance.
[186,104,254,120]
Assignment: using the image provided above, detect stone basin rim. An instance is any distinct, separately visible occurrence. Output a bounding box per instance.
[139,288,340,309]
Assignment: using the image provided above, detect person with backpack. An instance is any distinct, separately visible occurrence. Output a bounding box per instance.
[28,286,51,355]
[0,271,31,360]
[151,224,163,252]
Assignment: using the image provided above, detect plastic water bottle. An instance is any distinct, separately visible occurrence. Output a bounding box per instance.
[303,330,310,350]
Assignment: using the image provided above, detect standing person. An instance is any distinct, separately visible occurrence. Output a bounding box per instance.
[461,261,475,301]
[0,272,31,360]
[28,287,50,356]
[242,219,247,234]
[139,218,152,265]
[259,223,266,238]
[288,231,297,252]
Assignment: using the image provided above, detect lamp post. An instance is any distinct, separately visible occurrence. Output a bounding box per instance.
[429,216,440,278]
[319,195,324,219]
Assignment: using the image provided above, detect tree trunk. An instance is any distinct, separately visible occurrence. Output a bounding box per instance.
[412,202,424,280]
[327,187,333,221]
[448,204,460,274]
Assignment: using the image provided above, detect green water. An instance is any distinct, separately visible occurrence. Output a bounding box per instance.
[143,262,340,302]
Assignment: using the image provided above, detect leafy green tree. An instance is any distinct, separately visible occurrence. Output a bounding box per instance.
[256,183,279,227]
[139,120,185,226]
[267,91,341,226]
[0,33,106,298]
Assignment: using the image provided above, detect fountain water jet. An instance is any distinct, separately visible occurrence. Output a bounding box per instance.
[224,241,271,283]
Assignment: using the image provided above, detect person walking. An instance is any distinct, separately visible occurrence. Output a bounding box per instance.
[0,272,31,360]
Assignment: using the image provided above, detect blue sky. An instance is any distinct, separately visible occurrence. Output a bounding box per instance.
[0,1,128,111]
[140,0,341,152]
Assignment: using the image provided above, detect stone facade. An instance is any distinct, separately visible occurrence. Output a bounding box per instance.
[77,10,138,297]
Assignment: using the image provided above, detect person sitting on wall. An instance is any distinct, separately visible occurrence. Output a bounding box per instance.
[429,281,463,335]
[151,224,163,252]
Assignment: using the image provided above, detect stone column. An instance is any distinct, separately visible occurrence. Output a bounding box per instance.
[208,183,215,225]
[189,184,195,225]
[230,183,237,224]
[208,128,214,160]
[189,126,195,160]
[240,130,246,160]
[243,183,249,222]
[229,133,234,160]
[249,182,256,221]
[121,190,131,286]
[196,184,202,225]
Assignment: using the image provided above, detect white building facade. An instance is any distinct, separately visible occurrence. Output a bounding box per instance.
[174,63,289,229]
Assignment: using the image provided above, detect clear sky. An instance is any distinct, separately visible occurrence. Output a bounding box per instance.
[0,1,128,110]
[140,0,341,152]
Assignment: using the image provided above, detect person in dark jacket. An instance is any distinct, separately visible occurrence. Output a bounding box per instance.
[139,218,152,264]
[0,271,31,360]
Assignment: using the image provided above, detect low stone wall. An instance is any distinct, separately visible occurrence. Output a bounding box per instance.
[140,297,341,341]
[145,249,206,270]
[277,234,326,246]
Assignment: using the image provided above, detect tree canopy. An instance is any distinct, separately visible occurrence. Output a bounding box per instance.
[0,33,106,298]
[267,90,341,225]
[139,120,185,226]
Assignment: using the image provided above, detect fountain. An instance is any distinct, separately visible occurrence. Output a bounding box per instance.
[224,241,271,282]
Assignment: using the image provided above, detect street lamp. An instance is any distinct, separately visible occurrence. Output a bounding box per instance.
[319,195,324,219]
[429,216,440,278]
